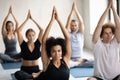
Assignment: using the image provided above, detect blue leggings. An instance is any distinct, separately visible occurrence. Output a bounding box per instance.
[94,75,120,80]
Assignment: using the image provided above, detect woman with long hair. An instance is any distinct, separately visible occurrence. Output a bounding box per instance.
[15,10,43,80]
[0,6,21,63]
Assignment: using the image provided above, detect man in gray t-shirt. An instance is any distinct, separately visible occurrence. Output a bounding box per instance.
[66,2,89,68]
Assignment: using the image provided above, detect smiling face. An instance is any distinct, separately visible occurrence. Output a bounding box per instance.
[50,45,62,60]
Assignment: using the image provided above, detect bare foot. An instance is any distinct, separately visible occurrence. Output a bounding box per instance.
[78,59,88,64]
[82,58,88,62]
[13,58,21,62]
[32,71,42,78]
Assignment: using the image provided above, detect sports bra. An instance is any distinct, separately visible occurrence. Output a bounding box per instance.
[20,39,41,60]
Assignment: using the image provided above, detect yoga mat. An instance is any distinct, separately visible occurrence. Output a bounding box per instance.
[70,67,94,78]
[1,62,21,69]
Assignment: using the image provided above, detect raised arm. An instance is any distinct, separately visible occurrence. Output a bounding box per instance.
[1,7,11,38]
[111,0,120,43]
[66,2,74,31]
[74,1,84,33]
[55,7,71,67]
[92,0,111,44]
[30,13,44,43]
[10,6,19,34]
[17,10,30,45]
[41,7,55,71]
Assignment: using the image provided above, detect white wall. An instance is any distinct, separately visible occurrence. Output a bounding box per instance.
[83,0,107,50]
[0,0,109,53]
[0,0,83,53]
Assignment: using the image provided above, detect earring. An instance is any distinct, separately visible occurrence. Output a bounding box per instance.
[60,56,62,59]
[50,57,52,60]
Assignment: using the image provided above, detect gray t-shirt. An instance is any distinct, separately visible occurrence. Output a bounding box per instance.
[69,31,84,59]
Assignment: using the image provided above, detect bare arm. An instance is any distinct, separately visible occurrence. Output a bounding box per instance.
[41,8,55,71]
[111,0,120,43]
[1,7,10,38]
[10,6,19,34]
[55,7,71,68]
[74,1,84,33]
[17,11,30,45]
[92,0,111,44]
[66,2,74,31]
[30,14,44,43]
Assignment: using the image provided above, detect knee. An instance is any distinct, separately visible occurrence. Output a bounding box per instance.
[14,71,24,80]
[14,71,20,79]
[15,70,33,80]
[87,77,97,80]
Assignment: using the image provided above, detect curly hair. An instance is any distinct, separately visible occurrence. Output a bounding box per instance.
[46,37,66,58]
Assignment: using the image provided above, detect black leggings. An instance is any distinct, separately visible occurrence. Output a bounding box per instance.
[94,75,120,80]
[15,65,40,80]
[113,75,120,80]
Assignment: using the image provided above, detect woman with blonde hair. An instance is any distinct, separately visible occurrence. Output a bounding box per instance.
[15,10,43,80]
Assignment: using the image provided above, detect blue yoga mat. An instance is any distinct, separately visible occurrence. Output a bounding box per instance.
[1,62,21,69]
[70,67,94,78]
[11,67,93,79]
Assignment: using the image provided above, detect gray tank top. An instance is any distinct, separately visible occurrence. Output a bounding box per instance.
[3,36,18,56]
